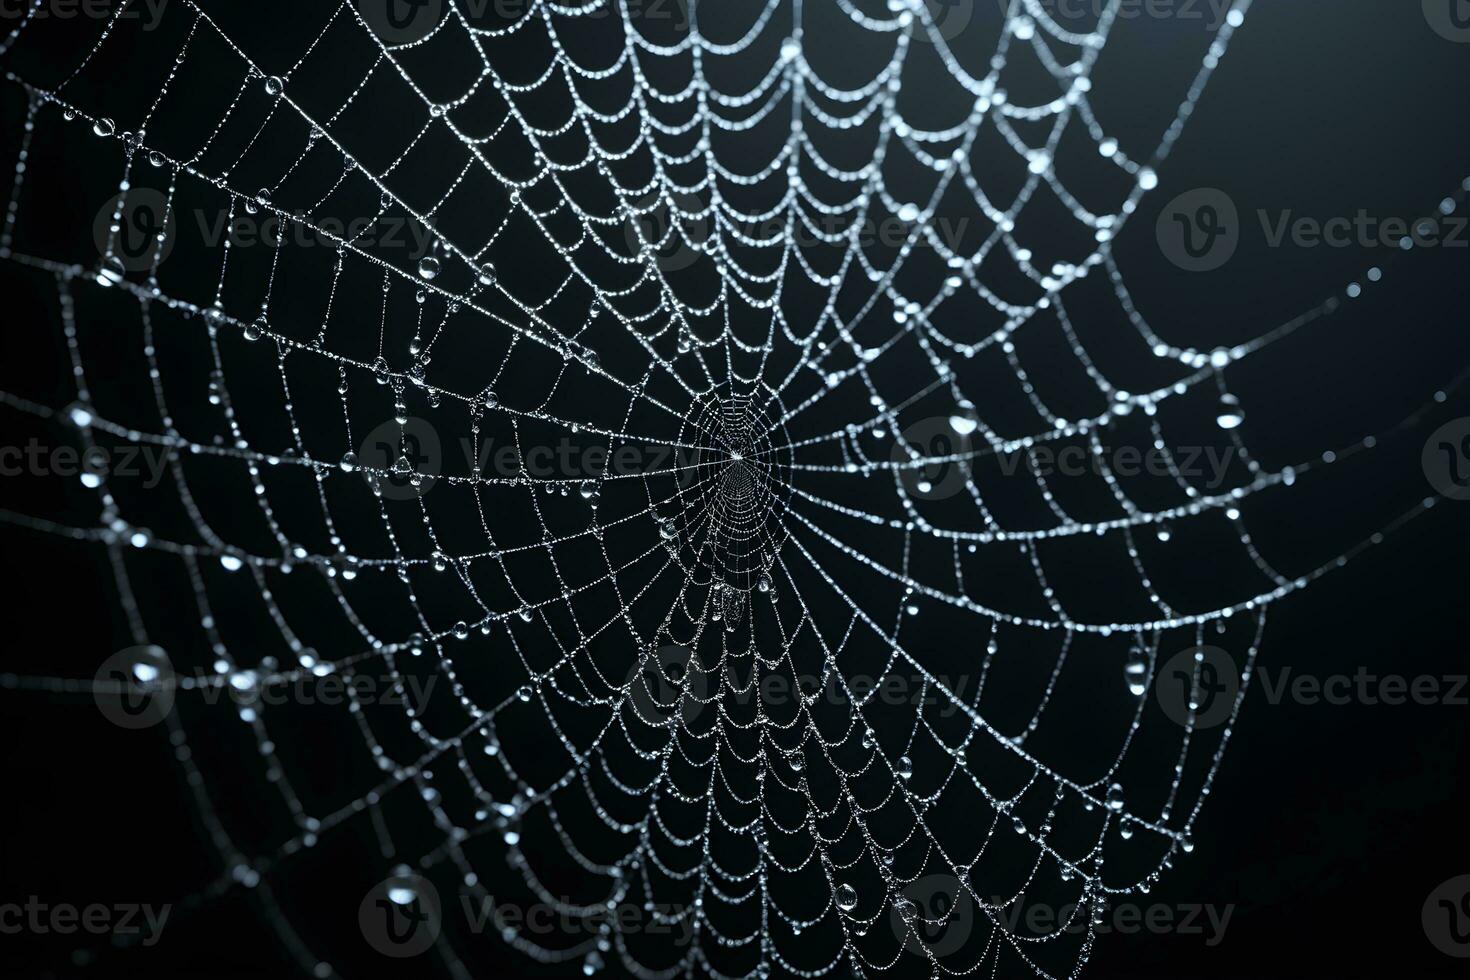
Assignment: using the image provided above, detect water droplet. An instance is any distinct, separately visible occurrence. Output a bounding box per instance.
[93,118,115,138]
[339,452,358,473]
[264,76,284,96]
[950,402,980,436]
[477,262,496,286]
[756,572,772,593]
[1105,782,1125,812]
[1215,393,1244,430]
[835,883,858,912]
[452,621,470,640]
[1125,652,1147,696]
[896,755,913,780]
[516,684,533,702]
[417,256,441,280]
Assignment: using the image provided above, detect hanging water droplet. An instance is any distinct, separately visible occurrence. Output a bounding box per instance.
[339,452,358,473]
[264,76,284,96]
[243,319,262,342]
[372,356,390,384]
[516,684,533,702]
[835,883,858,912]
[756,571,772,593]
[452,621,470,640]
[1155,521,1172,543]
[417,256,441,280]
[220,554,244,572]
[93,117,115,138]
[1215,393,1244,430]
[1125,652,1147,697]
[477,261,496,286]
[148,149,165,168]
[949,400,980,436]
[896,755,913,780]
[1106,782,1125,812]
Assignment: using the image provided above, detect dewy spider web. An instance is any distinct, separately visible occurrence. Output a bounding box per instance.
[0,0,1465,977]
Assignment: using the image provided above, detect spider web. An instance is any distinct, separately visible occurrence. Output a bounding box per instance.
[0,0,1463,977]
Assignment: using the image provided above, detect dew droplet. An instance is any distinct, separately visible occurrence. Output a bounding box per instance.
[417,256,441,280]
[835,883,858,912]
[1215,393,1244,430]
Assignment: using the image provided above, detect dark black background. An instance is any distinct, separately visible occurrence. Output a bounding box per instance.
[1,2,1468,978]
